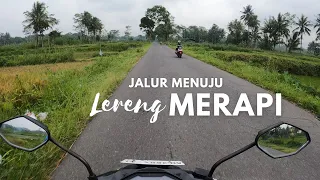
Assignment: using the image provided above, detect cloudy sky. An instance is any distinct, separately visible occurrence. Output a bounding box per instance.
[0,0,319,46]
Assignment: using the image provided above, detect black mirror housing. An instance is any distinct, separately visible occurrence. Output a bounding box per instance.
[0,115,51,152]
[255,122,311,159]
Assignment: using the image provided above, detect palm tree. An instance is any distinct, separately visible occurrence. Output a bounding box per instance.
[261,13,294,50]
[276,13,291,42]
[294,14,312,50]
[248,15,260,29]
[270,13,291,49]
[23,2,58,47]
[250,26,261,48]
[227,19,245,45]
[240,5,254,31]
[247,15,260,47]
[314,14,320,41]
[286,32,300,53]
[240,5,253,21]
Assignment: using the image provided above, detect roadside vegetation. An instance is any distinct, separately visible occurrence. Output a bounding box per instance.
[258,125,308,154]
[0,1,151,179]
[0,42,150,179]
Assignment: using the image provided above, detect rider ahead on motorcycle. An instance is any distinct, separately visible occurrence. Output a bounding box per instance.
[176,40,182,51]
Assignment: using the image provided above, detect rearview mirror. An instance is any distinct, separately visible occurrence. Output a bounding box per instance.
[0,116,49,152]
[0,115,97,178]
[208,122,311,177]
[256,123,310,158]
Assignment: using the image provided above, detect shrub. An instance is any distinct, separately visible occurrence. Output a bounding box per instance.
[286,140,303,148]
[0,57,7,66]
[267,138,284,145]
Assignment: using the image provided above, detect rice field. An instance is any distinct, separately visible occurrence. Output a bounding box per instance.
[0,61,93,95]
[0,42,150,180]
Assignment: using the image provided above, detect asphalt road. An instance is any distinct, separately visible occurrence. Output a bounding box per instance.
[51,43,320,180]
[259,146,291,158]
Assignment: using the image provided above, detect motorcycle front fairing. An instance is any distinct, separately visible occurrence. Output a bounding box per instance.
[96,164,202,180]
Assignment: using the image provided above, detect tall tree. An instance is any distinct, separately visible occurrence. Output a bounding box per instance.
[139,17,155,40]
[154,24,167,41]
[294,14,312,50]
[23,2,59,47]
[285,31,301,53]
[74,12,87,39]
[125,26,132,40]
[145,5,174,41]
[74,11,103,41]
[107,30,120,41]
[90,16,103,40]
[240,5,254,31]
[262,13,293,49]
[250,26,261,48]
[0,32,11,45]
[314,14,320,41]
[247,15,260,30]
[48,30,61,44]
[307,41,320,55]
[227,19,245,45]
[208,24,225,43]
[198,26,208,42]
[259,33,273,50]
[240,5,260,47]
[82,11,93,36]
[262,17,278,49]
[174,25,186,40]
[185,26,201,42]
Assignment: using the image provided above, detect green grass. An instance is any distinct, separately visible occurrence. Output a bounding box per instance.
[293,75,320,92]
[0,43,150,180]
[211,51,320,77]
[73,51,120,61]
[0,42,145,67]
[258,136,307,153]
[259,140,302,153]
[180,46,320,116]
[0,51,75,67]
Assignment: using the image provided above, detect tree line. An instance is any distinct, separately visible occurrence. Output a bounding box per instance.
[0,1,141,47]
[139,5,320,54]
[2,2,320,54]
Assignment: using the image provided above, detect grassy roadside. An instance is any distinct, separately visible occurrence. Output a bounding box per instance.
[177,46,320,116]
[258,135,307,153]
[0,61,93,94]
[0,43,151,180]
[293,75,320,92]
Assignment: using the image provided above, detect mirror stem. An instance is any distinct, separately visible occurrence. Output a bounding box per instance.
[50,137,97,180]
[208,142,256,178]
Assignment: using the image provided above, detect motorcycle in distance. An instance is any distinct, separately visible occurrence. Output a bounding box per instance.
[175,46,183,58]
[0,116,311,180]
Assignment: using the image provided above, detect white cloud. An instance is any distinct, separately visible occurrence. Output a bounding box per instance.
[0,0,319,46]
